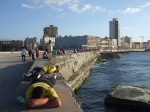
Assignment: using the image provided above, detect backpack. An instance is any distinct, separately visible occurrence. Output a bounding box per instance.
[31,67,45,78]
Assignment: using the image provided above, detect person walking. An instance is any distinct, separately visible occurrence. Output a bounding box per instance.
[21,47,26,62]
[28,48,32,61]
[31,48,35,60]
[36,48,40,58]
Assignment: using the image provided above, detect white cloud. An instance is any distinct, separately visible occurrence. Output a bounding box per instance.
[68,4,80,12]
[21,4,34,9]
[81,4,92,12]
[140,2,150,7]
[35,0,72,6]
[93,6,106,12]
[68,4,92,13]
[122,8,141,14]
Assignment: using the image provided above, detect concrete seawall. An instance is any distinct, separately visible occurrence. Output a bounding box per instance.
[51,51,100,90]
[8,51,99,112]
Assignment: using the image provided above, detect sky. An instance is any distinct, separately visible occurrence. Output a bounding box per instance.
[0,0,150,42]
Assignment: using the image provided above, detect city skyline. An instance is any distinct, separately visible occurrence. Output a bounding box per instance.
[0,0,150,42]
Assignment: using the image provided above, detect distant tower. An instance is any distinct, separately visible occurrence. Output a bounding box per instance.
[43,25,58,51]
[43,25,58,37]
[109,18,121,47]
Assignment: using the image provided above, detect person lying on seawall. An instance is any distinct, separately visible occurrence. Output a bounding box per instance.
[24,74,61,108]
[23,65,60,80]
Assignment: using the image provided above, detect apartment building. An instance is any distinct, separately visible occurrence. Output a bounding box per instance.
[0,40,23,51]
[121,36,132,49]
[132,42,141,49]
[43,25,58,37]
[55,35,100,50]
[42,25,58,51]
[109,18,121,47]
[24,37,37,49]
[101,37,117,51]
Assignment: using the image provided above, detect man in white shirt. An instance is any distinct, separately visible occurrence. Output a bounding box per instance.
[21,47,26,62]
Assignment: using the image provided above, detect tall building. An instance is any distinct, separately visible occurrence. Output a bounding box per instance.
[109,18,121,47]
[43,25,58,37]
[43,25,58,51]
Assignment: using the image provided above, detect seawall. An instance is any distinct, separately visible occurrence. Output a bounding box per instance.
[51,51,100,90]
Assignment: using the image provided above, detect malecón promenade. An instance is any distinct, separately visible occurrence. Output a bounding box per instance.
[0,52,83,112]
[0,49,145,112]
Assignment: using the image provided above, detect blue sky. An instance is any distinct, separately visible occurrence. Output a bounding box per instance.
[0,0,150,42]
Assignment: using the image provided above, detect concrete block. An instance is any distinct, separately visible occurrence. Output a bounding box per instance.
[105,85,150,110]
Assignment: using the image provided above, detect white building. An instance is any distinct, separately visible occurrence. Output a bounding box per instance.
[55,35,100,50]
[121,36,132,49]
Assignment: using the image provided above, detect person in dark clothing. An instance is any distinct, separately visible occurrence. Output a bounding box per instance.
[28,48,32,61]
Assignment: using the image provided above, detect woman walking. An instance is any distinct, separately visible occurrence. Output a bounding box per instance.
[36,48,40,58]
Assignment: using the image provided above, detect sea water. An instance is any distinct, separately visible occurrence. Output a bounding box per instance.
[77,51,150,112]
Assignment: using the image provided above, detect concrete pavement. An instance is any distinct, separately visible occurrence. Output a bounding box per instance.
[0,52,34,111]
[0,52,83,112]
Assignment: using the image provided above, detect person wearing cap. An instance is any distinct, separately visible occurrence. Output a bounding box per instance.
[25,74,61,108]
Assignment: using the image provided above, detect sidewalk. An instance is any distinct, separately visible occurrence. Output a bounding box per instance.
[0,53,34,111]
[13,58,82,112]
[0,53,83,112]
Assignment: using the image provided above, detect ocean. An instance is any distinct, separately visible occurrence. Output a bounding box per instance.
[76,51,150,112]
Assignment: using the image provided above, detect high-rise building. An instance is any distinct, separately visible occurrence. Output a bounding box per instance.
[109,18,121,47]
[42,25,58,51]
[43,25,58,37]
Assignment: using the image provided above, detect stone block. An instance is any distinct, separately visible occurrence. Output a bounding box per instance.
[105,85,150,110]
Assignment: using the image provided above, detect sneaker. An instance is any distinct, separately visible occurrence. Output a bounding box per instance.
[51,74,57,79]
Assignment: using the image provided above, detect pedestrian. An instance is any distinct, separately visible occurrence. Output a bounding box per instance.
[57,49,61,55]
[43,49,48,59]
[36,48,40,58]
[24,74,61,108]
[21,47,26,62]
[28,48,32,61]
[31,48,35,60]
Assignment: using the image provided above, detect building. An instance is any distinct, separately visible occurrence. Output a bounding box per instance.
[100,37,117,51]
[42,25,58,51]
[24,37,37,50]
[132,42,141,49]
[0,40,23,51]
[121,36,132,49]
[147,40,150,50]
[55,35,100,50]
[109,18,121,47]
[43,25,58,37]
